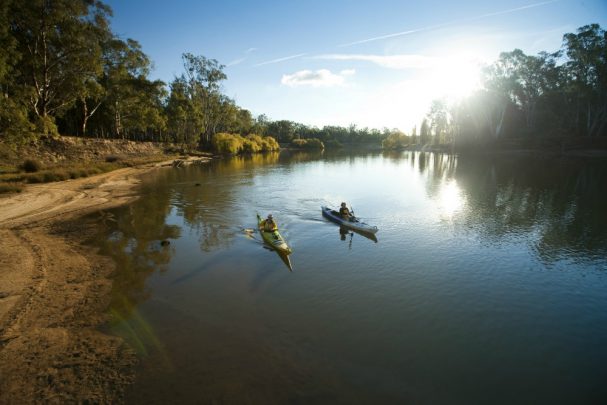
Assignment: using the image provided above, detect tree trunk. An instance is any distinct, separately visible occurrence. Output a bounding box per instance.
[114,101,122,138]
[81,98,88,136]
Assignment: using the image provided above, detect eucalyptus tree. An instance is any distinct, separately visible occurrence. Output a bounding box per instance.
[267,120,296,142]
[165,54,229,147]
[101,38,160,138]
[0,0,13,83]
[427,99,449,144]
[9,0,112,134]
[251,114,269,136]
[0,0,34,144]
[420,118,431,146]
[166,76,198,146]
[561,24,607,137]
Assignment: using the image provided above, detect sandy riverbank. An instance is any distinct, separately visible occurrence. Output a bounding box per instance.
[0,157,209,403]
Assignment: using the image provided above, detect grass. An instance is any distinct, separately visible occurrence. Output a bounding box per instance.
[0,182,24,194]
[0,154,173,194]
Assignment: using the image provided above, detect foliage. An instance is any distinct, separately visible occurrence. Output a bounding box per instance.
[424,23,607,150]
[10,0,111,132]
[212,133,280,154]
[382,131,410,150]
[0,182,23,194]
[1,3,604,154]
[212,133,244,154]
[21,159,42,173]
[105,155,121,163]
[291,138,325,150]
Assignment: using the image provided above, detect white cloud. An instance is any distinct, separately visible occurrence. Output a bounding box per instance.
[314,54,435,69]
[281,69,353,87]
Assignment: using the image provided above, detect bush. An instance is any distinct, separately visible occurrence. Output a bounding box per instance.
[292,138,325,150]
[212,133,280,154]
[25,173,45,183]
[0,182,24,194]
[105,154,121,163]
[242,138,261,153]
[212,133,244,154]
[324,139,343,149]
[42,170,69,182]
[382,131,409,150]
[22,159,42,173]
[262,136,280,151]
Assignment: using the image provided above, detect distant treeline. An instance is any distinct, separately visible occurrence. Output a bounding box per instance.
[0,0,393,150]
[415,24,607,151]
[0,1,604,152]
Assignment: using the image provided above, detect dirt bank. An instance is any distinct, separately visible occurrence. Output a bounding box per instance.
[0,157,209,403]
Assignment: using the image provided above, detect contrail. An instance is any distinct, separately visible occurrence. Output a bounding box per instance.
[254,53,307,67]
[340,0,560,47]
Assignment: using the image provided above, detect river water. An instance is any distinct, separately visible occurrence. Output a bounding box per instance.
[92,151,607,404]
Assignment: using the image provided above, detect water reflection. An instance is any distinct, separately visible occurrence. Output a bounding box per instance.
[96,188,179,320]
[91,150,606,403]
[338,225,378,244]
[98,151,606,318]
[401,151,607,263]
[275,249,293,271]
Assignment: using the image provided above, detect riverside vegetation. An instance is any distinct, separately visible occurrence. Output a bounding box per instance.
[0,0,605,176]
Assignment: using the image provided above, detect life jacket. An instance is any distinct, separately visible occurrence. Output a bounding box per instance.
[262,219,277,231]
[339,207,351,217]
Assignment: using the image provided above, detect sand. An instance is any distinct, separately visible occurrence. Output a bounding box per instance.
[0,158,208,403]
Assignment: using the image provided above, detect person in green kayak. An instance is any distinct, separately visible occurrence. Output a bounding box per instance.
[260,214,278,232]
[339,202,353,221]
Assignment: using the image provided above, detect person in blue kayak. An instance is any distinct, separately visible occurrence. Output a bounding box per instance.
[339,202,353,220]
[260,214,278,232]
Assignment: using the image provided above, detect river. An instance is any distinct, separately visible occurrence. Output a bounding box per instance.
[91,151,607,404]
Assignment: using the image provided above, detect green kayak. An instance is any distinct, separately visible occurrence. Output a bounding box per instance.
[257,214,292,254]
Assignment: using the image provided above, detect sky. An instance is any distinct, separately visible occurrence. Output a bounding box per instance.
[104,0,607,131]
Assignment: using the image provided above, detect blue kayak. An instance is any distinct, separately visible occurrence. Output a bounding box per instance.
[321,206,378,234]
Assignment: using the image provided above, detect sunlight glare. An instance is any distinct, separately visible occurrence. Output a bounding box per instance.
[438,180,465,216]
[429,54,482,101]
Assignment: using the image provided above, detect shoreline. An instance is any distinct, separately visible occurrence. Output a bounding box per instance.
[0,157,210,403]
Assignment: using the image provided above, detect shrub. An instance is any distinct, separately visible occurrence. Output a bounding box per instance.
[22,159,42,173]
[42,170,69,182]
[212,133,244,154]
[212,133,280,154]
[105,154,121,163]
[242,138,261,153]
[292,138,324,150]
[0,182,24,194]
[25,173,45,183]
[382,131,409,150]
[324,139,343,149]
[262,136,280,151]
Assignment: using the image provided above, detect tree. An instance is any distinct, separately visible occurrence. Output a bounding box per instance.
[0,0,35,145]
[10,0,112,134]
[267,120,296,142]
[420,119,430,145]
[179,53,227,148]
[562,24,607,137]
[427,99,449,144]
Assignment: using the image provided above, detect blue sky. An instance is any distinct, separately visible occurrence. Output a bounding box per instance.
[105,0,607,131]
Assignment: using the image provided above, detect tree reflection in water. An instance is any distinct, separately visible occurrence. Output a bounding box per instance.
[407,151,607,264]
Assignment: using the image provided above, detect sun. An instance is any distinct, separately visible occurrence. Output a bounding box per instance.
[427,54,483,101]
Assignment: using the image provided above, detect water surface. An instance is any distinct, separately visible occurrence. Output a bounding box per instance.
[94,151,607,404]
